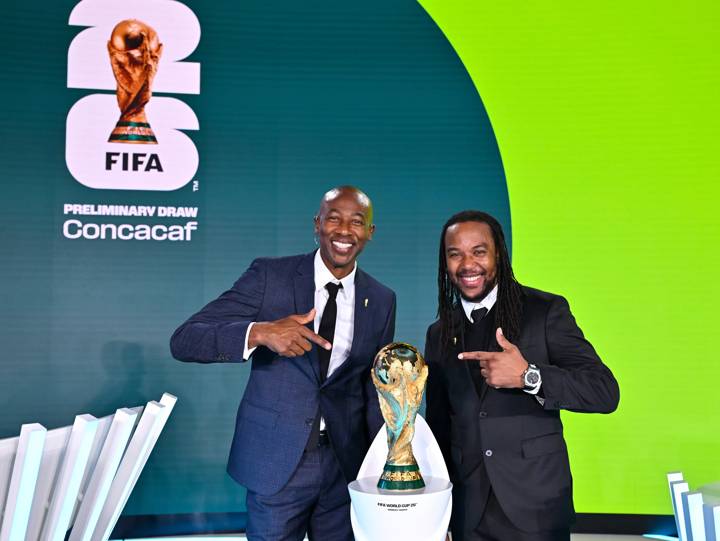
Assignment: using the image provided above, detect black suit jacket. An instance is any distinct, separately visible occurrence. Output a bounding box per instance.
[425,286,619,537]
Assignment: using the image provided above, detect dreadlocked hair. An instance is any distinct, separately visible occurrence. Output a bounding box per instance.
[437,210,524,348]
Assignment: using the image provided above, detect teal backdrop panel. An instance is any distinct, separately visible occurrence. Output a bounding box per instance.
[0,0,507,515]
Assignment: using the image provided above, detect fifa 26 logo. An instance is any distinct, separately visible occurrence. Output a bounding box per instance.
[66,0,200,191]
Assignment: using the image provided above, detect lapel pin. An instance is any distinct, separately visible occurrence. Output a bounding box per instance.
[364,298,369,308]
[453,337,457,345]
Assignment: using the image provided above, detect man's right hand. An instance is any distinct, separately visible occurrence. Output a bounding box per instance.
[248,309,332,357]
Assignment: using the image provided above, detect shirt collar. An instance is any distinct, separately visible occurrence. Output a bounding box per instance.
[461,284,498,323]
[313,250,356,296]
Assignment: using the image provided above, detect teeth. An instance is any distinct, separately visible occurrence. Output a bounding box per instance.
[332,241,352,249]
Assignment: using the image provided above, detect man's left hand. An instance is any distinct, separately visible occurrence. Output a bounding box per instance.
[458,327,528,389]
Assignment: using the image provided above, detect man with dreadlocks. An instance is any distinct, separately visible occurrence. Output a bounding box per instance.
[424,210,619,541]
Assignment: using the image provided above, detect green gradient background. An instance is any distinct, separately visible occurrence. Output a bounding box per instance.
[0,0,717,523]
[420,0,720,514]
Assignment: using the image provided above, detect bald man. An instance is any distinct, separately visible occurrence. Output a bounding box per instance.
[171,186,396,541]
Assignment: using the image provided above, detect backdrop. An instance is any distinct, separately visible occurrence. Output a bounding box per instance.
[0,0,717,534]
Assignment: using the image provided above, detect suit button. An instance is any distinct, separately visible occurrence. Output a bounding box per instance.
[305,418,314,426]
[479,411,488,419]
[485,450,493,457]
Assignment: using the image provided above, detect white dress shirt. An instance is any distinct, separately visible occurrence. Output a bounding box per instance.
[461,284,498,323]
[311,250,356,380]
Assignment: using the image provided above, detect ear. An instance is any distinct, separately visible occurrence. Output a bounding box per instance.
[368,223,376,240]
[313,215,320,234]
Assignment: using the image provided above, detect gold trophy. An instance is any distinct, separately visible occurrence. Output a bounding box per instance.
[371,342,429,490]
[107,19,163,143]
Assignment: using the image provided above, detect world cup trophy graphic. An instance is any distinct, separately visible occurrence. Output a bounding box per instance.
[107,20,163,143]
[371,342,429,490]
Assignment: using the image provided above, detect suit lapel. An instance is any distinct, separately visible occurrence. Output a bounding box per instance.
[349,269,370,360]
[477,308,499,404]
[294,252,321,383]
[478,368,491,404]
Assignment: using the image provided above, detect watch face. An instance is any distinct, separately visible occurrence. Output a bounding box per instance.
[526,371,540,385]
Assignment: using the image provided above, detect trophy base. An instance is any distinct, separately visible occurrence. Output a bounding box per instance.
[108,121,158,144]
[350,476,452,541]
[377,463,425,490]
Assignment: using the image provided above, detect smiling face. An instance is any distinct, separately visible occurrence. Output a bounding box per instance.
[444,220,498,302]
[314,187,375,279]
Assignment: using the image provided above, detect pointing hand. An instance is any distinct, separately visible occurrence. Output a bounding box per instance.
[249,309,332,357]
[458,327,529,388]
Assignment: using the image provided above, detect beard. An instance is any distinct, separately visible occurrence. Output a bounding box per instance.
[456,279,496,303]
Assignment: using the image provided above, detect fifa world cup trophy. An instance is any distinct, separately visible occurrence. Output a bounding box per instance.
[371,343,429,490]
[107,20,163,143]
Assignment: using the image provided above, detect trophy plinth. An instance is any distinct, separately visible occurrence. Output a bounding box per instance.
[377,463,424,490]
[371,342,429,491]
[107,19,163,144]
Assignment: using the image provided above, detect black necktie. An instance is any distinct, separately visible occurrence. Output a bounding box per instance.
[468,307,488,397]
[318,282,342,382]
[471,307,488,324]
[306,282,342,450]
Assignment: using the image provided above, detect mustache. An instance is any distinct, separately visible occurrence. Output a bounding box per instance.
[457,269,486,277]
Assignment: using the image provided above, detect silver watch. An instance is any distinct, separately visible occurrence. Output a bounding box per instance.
[522,363,541,391]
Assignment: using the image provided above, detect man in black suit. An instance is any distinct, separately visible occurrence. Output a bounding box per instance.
[424,210,619,541]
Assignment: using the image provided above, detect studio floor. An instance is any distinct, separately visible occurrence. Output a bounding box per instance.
[111,534,675,541]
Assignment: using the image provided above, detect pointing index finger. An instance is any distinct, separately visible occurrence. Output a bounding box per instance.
[299,326,332,350]
[458,351,494,361]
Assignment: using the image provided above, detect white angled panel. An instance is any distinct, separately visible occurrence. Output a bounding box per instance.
[68,408,138,541]
[91,394,176,541]
[667,472,685,541]
[24,424,73,541]
[0,436,21,524]
[0,423,47,541]
[40,415,99,541]
[69,407,142,529]
[704,504,720,541]
[671,481,691,541]
[668,471,685,492]
[683,491,706,541]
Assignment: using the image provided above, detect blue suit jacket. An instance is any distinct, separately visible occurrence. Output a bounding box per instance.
[170,252,396,495]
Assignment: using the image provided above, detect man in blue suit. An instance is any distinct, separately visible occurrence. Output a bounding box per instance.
[170,186,396,541]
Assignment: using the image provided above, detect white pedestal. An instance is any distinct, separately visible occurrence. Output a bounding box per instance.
[349,476,452,541]
[349,415,452,541]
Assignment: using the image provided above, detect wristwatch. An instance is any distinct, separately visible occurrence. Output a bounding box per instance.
[522,363,542,393]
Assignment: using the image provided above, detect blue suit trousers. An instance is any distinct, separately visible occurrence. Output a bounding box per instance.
[245,445,354,541]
